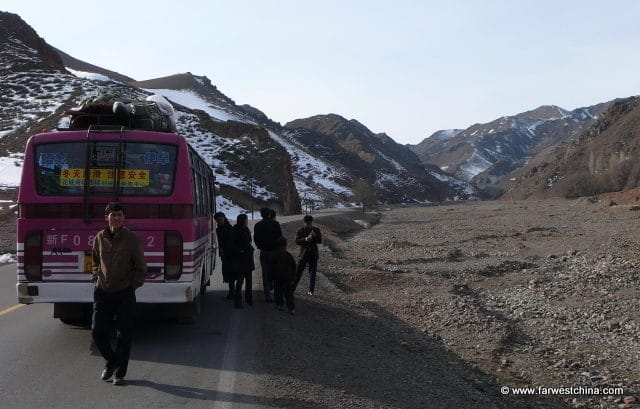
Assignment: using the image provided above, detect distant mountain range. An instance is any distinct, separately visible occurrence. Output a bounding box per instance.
[408,103,615,198]
[0,11,475,214]
[2,10,639,211]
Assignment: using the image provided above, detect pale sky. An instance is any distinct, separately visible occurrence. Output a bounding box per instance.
[5,0,640,144]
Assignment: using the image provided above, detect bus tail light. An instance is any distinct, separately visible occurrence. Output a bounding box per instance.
[24,231,43,281]
[165,231,183,280]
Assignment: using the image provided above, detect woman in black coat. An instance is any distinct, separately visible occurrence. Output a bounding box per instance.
[214,212,235,299]
[232,213,255,308]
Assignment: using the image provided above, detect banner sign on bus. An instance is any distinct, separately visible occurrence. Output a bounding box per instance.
[60,169,150,188]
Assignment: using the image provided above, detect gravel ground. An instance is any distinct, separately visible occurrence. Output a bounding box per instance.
[256,200,639,409]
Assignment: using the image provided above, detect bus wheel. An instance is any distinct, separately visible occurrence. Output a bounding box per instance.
[200,266,209,296]
[177,296,200,324]
[55,303,92,327]
[192,293,202,316]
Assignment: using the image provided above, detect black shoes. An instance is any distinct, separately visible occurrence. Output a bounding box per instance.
[101,366,125,385]
[101,367,114,381]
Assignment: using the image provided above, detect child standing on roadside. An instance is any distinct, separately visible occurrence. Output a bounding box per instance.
[270,237,296,314]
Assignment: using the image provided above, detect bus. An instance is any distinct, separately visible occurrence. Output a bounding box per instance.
[16,109,217,323]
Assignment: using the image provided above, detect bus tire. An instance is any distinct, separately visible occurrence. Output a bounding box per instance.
[200,265,209,296]
[176,296,200,324]
[193,294,201,316]
[55,303,92,327]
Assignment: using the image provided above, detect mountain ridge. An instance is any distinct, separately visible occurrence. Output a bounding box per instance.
[0,11,476,215]
[4,10,640,211]
[54,46,135,83]
[409,102,613,197]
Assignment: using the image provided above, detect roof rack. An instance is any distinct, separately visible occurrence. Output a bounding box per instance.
[58,94,176,133]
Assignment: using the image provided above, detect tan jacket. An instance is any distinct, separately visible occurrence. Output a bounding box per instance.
[92,227,147,292]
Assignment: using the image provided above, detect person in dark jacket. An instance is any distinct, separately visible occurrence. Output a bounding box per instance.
[214,212,235,299]
[91,202,147,386]
[232,213,255,308]
[253,207,283,302]
[294,215,322,295]
[270,237,296,314]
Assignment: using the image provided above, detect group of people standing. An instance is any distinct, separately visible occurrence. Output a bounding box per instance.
[89,202,323,386]
[214,212,255,309]
[215,207,322,314]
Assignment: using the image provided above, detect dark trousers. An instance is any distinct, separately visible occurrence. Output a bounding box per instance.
[91,287,136,378]
[274,279,295,311]
[259,250,275,301]
[234,272,253,307]
[295,253,318,293]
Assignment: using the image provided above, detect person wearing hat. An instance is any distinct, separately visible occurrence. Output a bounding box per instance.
[214,212,236,300]
[91,202,147,386]
[294,215,322,295]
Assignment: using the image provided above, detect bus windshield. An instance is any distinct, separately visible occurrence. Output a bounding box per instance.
[35,141,177,196]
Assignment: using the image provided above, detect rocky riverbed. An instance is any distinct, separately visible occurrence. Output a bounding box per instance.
[305,199,639,408]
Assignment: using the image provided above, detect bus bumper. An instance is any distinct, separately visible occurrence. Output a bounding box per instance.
[17,281,198,304]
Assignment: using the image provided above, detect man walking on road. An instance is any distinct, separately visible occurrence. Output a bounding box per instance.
[253,207,283,302]
[91,202,147,386]
[294,215,322,296]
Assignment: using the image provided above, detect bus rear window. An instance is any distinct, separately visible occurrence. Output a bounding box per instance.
[35,142,177,196]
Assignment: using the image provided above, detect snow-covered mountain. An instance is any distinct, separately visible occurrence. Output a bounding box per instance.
[409,104,612,197]
[284,115,474,203]
[0,11,475,216]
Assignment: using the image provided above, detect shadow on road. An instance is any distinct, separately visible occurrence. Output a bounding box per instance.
[125,379,325,408]
[86,285,569,409]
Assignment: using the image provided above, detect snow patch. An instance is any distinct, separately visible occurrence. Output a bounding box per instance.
[66,68,112,82]
[0,253,16,264]
[143,88,243,122]
[460,150,493,181]
[0,153,24,187]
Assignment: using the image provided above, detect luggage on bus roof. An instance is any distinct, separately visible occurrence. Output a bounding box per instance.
[60,93,177,133]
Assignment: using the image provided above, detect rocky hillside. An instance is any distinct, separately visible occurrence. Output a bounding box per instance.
[285,114,474,203]
[409,104,612,197]
[0,11,476,215]
[502,97,640,199]
[0,12,63,72]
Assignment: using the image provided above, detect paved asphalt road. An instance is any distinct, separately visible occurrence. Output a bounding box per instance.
[0,260,271,409]
[0,210,357,408]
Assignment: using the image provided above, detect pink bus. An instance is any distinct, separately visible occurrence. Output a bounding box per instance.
[16,126,217,324]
